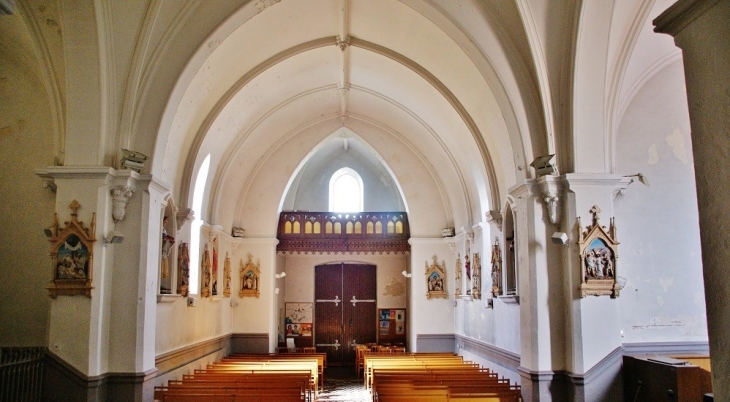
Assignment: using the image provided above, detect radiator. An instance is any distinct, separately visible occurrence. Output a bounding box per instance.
[0,348,45,402]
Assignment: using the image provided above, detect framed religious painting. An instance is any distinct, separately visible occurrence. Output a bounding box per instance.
[47,200,96,298]
[490,239,502,297]
[239,253,260,298]
[425,255,447,299]
[578,205,620,298]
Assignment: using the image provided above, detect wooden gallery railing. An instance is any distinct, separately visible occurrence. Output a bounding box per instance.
[277,212,410,254]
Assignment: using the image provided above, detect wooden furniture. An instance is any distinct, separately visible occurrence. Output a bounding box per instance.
[623,355,712,402]
[154,354,327,401]
[366,353,522,401]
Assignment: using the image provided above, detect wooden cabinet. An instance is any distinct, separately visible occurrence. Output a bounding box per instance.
[623,355,712,402]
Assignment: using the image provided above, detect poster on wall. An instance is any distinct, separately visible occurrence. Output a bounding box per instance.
[379,320,390,335]
[285,302,313,338]
[395,309,405,335]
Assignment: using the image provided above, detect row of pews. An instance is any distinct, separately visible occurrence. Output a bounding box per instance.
[153,352,326,401]
[366,353,522,402]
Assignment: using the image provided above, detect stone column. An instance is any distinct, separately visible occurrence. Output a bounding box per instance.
[36,167,166,400]
[509,180,566,401]
[560,174,629,401]
[654,1,730,399]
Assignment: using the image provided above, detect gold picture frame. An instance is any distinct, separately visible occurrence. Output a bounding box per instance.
[425,255,448,299]
[578,205,620,298]
[239,253,260,298]
[47,200,96,298]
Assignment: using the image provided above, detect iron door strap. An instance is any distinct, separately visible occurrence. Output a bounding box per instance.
[316,295,341,306]
[315,339,341,350]
[350,295,375,306]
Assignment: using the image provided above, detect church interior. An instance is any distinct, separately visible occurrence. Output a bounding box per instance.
[1,0,728,400]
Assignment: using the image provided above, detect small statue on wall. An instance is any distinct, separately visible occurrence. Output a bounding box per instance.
[161,215,175,279]
[201,243,211,297]
[223,252,232,297]
[211,236,219,296]
[454,253,462,297]
[490,239,502,298]
[177,242,190,297]
[239,253,261,298]
[472,252,481,300]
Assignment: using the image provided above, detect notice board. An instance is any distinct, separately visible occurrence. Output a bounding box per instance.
[377,308,406,345]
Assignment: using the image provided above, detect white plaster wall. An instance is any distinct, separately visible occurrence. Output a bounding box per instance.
[614,61,707,343]
[229,239,278,338]
[155,226,234,356]
[458,224,517,349]
[283,142,403,212]
[0,49,55,346]
[409,239,455,350]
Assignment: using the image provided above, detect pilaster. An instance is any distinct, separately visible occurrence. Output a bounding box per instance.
[35,167,168,386]
[560,173,629,401]
[408,238,454,352]
[654,1,730,399]
[35,166,117,377]
[508,180,566,401]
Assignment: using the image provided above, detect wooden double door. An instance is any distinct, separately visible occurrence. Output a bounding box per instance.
[314,263,376,366]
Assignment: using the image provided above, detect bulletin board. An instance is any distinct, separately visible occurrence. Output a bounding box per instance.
[377,308,406,345]
[285,302,313,347]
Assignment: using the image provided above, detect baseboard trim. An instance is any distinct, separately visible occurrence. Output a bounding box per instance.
[416,333,456,352]
[155,333,231,376]
[230,333,270,354]
[622,340,709,355]
[455,334,521,372]
[567,346,624,385]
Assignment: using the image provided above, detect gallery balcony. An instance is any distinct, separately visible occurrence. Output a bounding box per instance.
[276,211,410,254]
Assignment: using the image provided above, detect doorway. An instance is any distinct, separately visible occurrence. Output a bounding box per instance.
[314,263,376,366]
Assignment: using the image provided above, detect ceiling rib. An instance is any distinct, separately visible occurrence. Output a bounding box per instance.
[337,0,350,122]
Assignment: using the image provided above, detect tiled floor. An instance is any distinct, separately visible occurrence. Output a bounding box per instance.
[317,367,371,402]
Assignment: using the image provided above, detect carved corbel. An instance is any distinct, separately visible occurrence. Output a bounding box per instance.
[485,210,502,227]
[111,185,134,223]
[176,208,194,228]
[36,170,57,192]
[537,176,562,228]
[544,192,560,226]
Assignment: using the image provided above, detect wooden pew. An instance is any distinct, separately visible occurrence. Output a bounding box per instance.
[224,352,327,388]
[367,354,522,401]
[214,355,322,390]
[154,371,312,402]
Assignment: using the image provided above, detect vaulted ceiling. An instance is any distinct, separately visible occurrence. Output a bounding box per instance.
[4,0,681,236]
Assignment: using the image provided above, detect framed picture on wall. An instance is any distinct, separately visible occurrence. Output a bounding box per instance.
[47,201,96,298]
[285,302,313,338]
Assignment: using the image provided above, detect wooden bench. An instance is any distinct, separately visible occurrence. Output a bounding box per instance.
[220,353,325,390]
[366,354,522,401]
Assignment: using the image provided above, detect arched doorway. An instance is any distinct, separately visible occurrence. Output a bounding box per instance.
[314,263,377,366]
